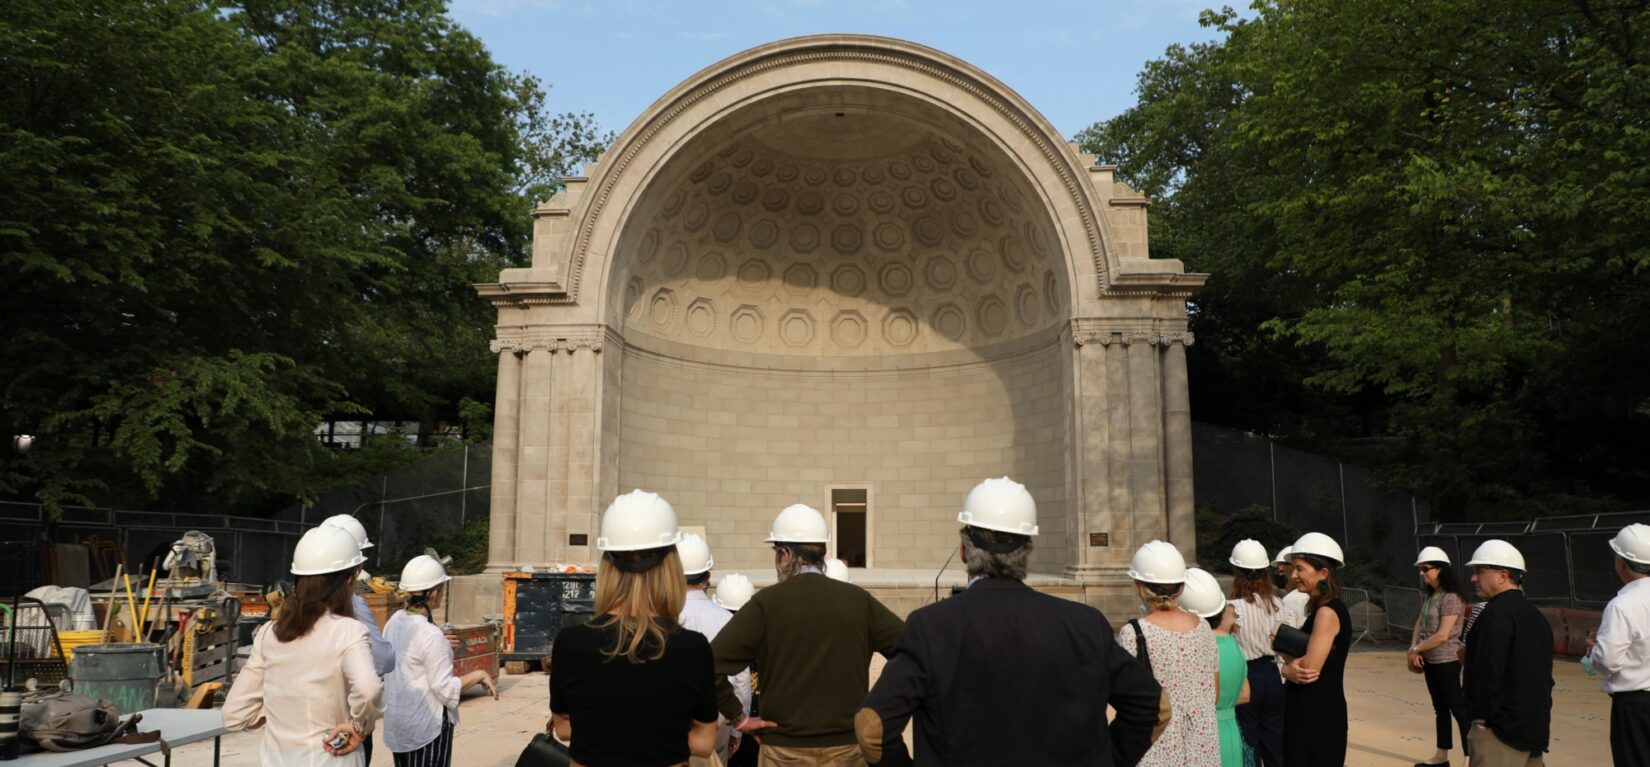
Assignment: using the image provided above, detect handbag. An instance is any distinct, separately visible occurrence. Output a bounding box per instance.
[515,732,572,767]
[1271,624,1309,659]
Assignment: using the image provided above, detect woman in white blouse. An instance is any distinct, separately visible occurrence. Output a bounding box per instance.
[224,526,384,766]
[383,555,497,766]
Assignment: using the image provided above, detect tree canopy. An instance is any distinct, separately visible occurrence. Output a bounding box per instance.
[1,0,605,514]
[1080,1,1650,519]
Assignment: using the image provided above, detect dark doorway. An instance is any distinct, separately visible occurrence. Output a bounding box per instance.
[832,488,868,567]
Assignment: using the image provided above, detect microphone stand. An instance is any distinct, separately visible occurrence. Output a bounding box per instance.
[931,546,958,604]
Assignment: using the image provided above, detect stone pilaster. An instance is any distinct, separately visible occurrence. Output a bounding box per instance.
[1161,333,1196,559]
[484,344,522,573]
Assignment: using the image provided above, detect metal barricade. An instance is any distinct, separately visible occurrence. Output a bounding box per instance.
[1342,587,1382,646]
[1383,585,1423,644]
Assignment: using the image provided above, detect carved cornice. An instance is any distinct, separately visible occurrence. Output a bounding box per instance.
[476,282,574,307]
[491,325,616,354]
[1070,319,1194,348]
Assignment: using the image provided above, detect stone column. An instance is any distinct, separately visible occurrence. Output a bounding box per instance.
[485,344,522,572]
[514,346,554,565]
[1068,324,1114,578]
[1125,333,1165,547]
[1162,333,1196,559]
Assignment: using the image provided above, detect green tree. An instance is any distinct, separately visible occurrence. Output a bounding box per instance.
[1081,2,1650,519]
[1,0,604,514]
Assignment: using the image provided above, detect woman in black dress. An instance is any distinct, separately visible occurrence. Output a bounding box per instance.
[548,490,720,767]
[1280,532,1351,766]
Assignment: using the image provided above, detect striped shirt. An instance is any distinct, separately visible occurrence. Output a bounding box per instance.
[1229,596,1284,661]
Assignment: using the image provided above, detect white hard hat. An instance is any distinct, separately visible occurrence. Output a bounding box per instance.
[714,573,755,610]
[1291,532,1344,567]
[1415,546,1451,566]
[597,490,683,552]
[766,504,829,544]
[319,514,373,550]
[1179,567,1227,618]
[1609,524,1650,566]
[957,477,1039,536]
[825,559,850,582]
[1466,539,1526,571]
[677,533,714,576]
[1128,540,1188,585]
[291,525,368,576]
[400,554,451,592]
[1273,545,1294,565]
[1229,539,1270,570]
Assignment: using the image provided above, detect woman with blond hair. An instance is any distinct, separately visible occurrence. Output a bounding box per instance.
[1116,540,1220,767]
[223,526,384,765]
[549,490,719,766]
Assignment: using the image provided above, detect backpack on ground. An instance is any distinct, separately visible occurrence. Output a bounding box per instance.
[21,693,164,753]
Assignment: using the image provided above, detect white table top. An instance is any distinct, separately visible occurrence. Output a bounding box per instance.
[11,708,226,767]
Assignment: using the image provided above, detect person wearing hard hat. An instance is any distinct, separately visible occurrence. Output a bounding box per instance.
[1184,567,1252,767]
[223,525,385,764]
[381,555,497,766]
[1118,539,1219,767]
[676,534,752,766]
[1406,546,1471,767]
[855,477,1167,766]
[319,514,397,764]
[711,503,903,767]
[712,573,763,767]
[549,491,720,766]
[1273,545,1308,630]
[1461,539,1553,766]
[1585,524,1650,766]
[1227,540,1284,767]
[1277,532,1350,766]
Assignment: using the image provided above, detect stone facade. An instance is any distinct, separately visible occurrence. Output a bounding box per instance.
[464,35,1205,620]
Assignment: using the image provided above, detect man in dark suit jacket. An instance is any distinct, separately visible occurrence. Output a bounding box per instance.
[854,477,1170,766]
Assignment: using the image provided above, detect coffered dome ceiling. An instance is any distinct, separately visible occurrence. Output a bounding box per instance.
[614,107,1068,361]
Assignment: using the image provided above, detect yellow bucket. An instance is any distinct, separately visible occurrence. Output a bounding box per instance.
[55,630,109,661]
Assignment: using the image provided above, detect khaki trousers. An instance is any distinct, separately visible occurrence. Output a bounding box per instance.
[1468,722,1545,767]
[686,725,731,767]
[757,743,867,767]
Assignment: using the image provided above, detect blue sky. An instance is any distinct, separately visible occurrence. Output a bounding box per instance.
[448,0,1230,141]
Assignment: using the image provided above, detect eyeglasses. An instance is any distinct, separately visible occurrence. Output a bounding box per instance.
[1416,565,1439,573]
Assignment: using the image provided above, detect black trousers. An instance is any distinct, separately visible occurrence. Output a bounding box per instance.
[1422,659,1471,753]
[363,734,373,764]
[1613,691,1650,767]
[1237,657,1286,767]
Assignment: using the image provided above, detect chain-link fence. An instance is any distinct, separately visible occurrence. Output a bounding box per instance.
[274,443,491,577]
[1193,423,1427,581]
[0,501,306,592]
[1414,509,1650,610]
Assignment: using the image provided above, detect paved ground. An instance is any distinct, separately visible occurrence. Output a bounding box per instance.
[170,648,1609,766]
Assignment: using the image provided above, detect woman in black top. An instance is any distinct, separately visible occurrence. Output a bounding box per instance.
[1279,532,1352,767]
[549,490,719,767]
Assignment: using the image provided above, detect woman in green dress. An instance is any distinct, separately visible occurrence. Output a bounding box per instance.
[1184,567,1254,767]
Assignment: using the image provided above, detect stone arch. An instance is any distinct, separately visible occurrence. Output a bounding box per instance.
[475,36,1205,616]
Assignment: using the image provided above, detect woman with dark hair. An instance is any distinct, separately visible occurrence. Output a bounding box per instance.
[549,490,719,767]
[1280,532,1351,767]
[383,555,497,767]
[224,526,385,765]
[1406,547,1471,767]
[1228,540,1284,767]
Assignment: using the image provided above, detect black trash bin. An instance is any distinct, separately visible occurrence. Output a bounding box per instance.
[502,571,596,673]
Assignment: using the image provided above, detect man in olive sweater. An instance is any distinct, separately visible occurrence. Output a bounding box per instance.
[711,504,904,766]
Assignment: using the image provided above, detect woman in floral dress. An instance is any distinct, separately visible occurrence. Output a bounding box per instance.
[1118,541,1221,767]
